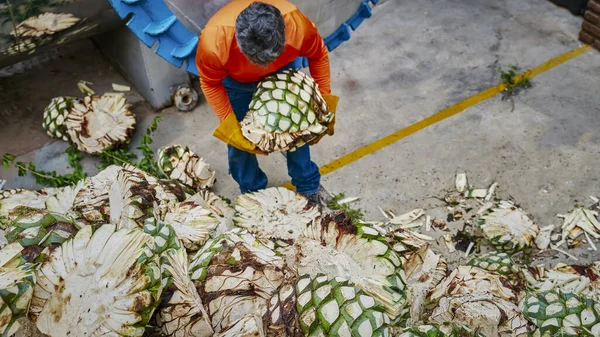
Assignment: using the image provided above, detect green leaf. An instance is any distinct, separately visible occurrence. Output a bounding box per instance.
[2,153,14,162]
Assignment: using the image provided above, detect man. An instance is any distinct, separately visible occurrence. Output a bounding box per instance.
[195,0,339,205]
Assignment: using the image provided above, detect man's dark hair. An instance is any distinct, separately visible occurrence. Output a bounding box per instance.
[235,2,286,66]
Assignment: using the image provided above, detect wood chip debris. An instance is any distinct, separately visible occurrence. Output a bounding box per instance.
[378,206,390,219]
[443,234,456,253]
[590,196,600,203]
[432,219,448,231]
[484,182,498,201]
[535,225,554,250]
[464,242,475,257]
[464,188,487,199]
[585,231,597,251]
[77,80,95,95]
[551,245,579,261]
[388,208,425,225]
[425,215,432,231]
[112,83,131,92]
[560,206,600,242]
[337,196,360,205]
[410,231,434,241]
[477,202,494,215]
[452,207,464,221]
[455,172,467,193]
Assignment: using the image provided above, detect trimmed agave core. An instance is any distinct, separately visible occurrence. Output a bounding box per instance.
[11,13,80,38]
[162,198,220,252]
[427,266,529,337]
[0,242,36,336]
[72,165,122,223]
[157,145,216,190]
[65,94,136,154]
[73,165,184,227]
[28,224,163,336]
[295,213,408,321]
[479,200,540,253]
[387,229,448,325]
[187,229,299,336]
[154,247,210,336]
[295,273,391,337]
[241,70,333,152]
[234,187,320,240]
[5,208,81,261]
[520,290,600,337]
[42,97,74,141]
[45,180,84,216]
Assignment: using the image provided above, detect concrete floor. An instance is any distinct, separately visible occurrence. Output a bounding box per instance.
[1,0,599,273]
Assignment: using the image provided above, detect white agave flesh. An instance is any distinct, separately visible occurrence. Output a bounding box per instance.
[45,180,84,215]
[65,94,136,155]
[213,314,263,337]
[384,228,429,263]
[157,145,216,190]
[234,187,319,240]
[399,322,485,337]
[109,168,154,229]
[428,266,528,337]
[429,266,517,304]
[72,165,120,218]
[0,242,36,337]
[241,112,313,153]
[429,293,529,337]
[455,172,468,193]
[528,262,600,301]
[186,191,235,236]
[296,214,408,319]
[155,247,212,336]
[188,229,295,335]
[479,200,540,252]
[0,189,54,225]
[388,208,425,226]
[29,224,162,337]
[12,13,80,38]
[560,206,600,244]
[535,225,555,250]
[485,182,498,202]
[162,199,220,251]
[83,165,182,228]
[402,246,448,325]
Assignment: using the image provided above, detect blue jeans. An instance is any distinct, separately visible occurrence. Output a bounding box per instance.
[222,60,321,195]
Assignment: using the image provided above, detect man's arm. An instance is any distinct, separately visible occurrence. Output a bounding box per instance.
[195,28,235,121]
[294,12,331,95]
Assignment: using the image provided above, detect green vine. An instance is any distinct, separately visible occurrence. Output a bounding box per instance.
[98,116,163,177]
[496,64,532,98]
[2,145,86,187]
[2,116,164,188]
[327,193,364,225]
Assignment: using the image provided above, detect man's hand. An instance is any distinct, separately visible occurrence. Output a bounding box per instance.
[213,113,268,155]
[309,94,339,145]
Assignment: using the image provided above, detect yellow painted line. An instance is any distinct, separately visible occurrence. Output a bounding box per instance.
[283,45,591,190]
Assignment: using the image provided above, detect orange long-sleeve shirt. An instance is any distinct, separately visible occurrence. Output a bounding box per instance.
[195,0,331,121]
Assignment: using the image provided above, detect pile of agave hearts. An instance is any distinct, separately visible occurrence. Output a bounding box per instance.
[0,162,599,337]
